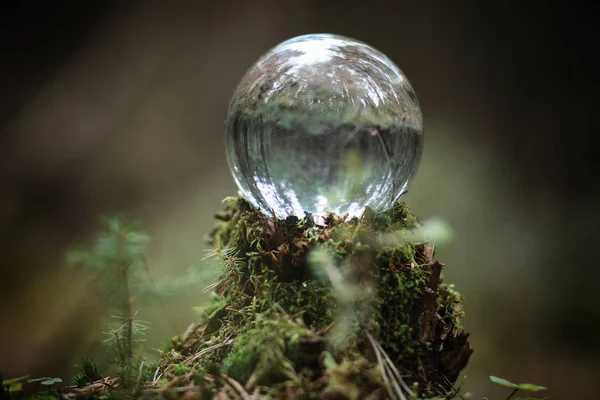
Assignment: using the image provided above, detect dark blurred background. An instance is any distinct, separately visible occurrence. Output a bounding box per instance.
[0,1,597,398]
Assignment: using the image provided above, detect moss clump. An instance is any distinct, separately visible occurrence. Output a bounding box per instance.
[147,195,471,399]
[437,283,466,331]
[221,308,313,387]
[321,355,386,400]
[171,363,190,377]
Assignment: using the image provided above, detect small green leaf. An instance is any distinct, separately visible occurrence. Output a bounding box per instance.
[2,376,29,385]
[516,383,547,391]
[490,375,518,388]
[2,375,27,392]
[7,382,23,392]
[27,377,51,383]
[322,352,337,370]
[490,375,547,393]
[41,377,62,385]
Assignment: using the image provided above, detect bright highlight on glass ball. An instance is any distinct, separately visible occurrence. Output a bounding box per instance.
[226,34,423,220]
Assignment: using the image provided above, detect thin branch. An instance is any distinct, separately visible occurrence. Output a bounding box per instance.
[184,339,233,364]
[152,367,161,385]
[505,388,519,400]
[367,333,408,400]
[435,369,465,400]
[221,373,251,400]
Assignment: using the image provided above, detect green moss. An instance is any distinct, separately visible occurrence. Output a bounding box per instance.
[276,287,332,328]
[222,309,311,387]
[322,355,385,400]
[374,262,430,357]
[156,195,469,398]
[437,283,465,331]
[170,363,189,376]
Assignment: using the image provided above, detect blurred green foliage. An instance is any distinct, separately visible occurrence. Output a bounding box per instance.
[486,375,548,400]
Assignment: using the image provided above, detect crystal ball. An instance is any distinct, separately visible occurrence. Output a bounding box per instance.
[226,34,423,220]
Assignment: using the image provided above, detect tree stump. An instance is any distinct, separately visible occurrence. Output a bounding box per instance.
[158,196,472,399]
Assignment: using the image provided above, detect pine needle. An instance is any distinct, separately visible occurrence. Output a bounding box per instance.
[367,333,415,400]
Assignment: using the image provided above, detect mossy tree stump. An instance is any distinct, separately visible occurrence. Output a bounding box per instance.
[159,196,471,399]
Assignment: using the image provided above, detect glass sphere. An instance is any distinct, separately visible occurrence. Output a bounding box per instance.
[226,34,423,220]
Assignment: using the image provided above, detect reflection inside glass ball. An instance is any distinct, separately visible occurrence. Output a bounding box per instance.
[226,34,423,220]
